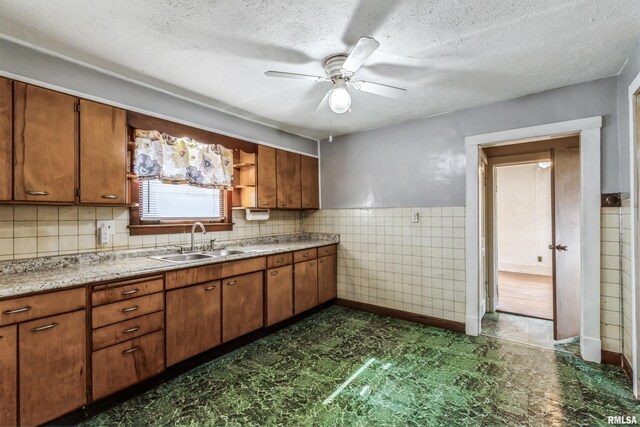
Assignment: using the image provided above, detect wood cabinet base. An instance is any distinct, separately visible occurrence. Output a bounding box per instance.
[0,325,17,426]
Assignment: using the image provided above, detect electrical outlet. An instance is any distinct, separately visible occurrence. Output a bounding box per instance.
[411,212,419,223]
[537,256,543,263]
[96,220,115,246]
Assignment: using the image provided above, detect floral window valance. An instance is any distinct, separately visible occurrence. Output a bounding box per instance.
[133,129,233,189]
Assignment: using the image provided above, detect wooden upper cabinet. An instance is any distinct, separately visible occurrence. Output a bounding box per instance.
[80,99,127,204]
[13,82,77,203]
[0,325,17,427]
[19,310,86,426]
[257,145,277,208]
[300,155,319,209]
[276,150,301,209]
[166,281,222,366]
[0,78,12,201]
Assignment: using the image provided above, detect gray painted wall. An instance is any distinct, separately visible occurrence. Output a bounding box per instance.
[617,41,640,192]
[321,77,619,208]
[0,38,318,156]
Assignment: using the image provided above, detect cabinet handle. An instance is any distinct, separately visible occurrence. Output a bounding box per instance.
[303,253,309,258]
[205,285,216,291]
[25,191,48,196]
[271,271,278,276]
[101,195,118,199]
[261,201,269,205]
[3,306,32,315]
[120,306,139,313]
[226,281,237,286]
[31,323,58,332]
[121,289,140,295]
[320,259,324,263]
[122,347,140,355]
[310,262,315,267]
[122,326,140,334]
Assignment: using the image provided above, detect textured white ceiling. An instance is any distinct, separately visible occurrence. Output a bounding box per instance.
[0,0,639,140]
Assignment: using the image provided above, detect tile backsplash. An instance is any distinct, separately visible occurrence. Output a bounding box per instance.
[0,205,302,261]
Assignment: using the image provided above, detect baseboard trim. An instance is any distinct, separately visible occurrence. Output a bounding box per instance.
[622,354,634,382]
[335,298,465,333]
[601,350,623,367]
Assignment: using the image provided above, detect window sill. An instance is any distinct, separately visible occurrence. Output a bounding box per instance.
[128,223,233,236]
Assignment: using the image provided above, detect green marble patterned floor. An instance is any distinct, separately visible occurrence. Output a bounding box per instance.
[81,306,638,427]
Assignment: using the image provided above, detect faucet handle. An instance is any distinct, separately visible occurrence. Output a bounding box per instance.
[208,239,216,251]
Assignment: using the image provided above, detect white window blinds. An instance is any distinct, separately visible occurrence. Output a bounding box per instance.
[140,180,224,220]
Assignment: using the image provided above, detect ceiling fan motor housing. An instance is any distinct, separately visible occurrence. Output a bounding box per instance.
[324,54,350,80]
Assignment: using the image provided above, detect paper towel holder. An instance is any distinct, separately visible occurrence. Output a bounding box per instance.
[245,209,270,221]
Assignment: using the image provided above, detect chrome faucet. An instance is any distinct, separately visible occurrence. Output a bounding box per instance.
[191,222,206,251]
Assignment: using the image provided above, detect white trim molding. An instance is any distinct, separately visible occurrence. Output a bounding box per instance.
[465,117,602,364]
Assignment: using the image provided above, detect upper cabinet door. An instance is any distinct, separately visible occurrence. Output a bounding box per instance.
[79,99,127,204]
[0,78,11,201]
[276,150,301,209]
[300,155,319,209]
[13,82,77,203]
[257,145,277,208]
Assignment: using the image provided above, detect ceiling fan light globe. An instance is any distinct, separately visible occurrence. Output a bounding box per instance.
[329,87,351,114]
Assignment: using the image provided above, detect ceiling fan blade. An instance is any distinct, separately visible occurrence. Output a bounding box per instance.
[351,80,406,99]
[315,91,330,112]
[342,36,380,74]
[265,71,327,82]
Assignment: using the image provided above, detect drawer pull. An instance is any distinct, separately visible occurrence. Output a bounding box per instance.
[122,326,140,334]
[122,347,140,355]
[271,271,278,276]
[25,191,48,196]
[226,281,237,286]
[310,262,315,266]
[303,253,309,258]
[3,306,32,315]
[120,306,139,313]
[31,323,58,333]
[205,285,216,291]
[101,195,118,199]
[121,289,140,296]
[276,258,284,262]
[320,259,324,263]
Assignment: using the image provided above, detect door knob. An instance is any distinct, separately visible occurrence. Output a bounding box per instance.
[549,244,568,251]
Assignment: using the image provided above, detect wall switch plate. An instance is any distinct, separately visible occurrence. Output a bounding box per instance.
[96,220,115,246]
[411,212,419,223]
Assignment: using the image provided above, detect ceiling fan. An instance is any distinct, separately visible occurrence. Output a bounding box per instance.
[264,36,407,114]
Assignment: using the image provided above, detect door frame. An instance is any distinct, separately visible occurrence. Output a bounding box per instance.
[465,116,602,364]
[627,71,640,397]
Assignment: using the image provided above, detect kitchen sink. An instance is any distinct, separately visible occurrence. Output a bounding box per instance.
[206,249,252,256]
[151,253,218,263]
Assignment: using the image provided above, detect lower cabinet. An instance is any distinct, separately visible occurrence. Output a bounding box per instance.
[166,281,222,366]
[294,259,318,314]
[92,330,165,400]
[0,325,17,426]
[222,271,264,342]
[318,255,337,304]
[265,265,294,326]
[19,310,87,426]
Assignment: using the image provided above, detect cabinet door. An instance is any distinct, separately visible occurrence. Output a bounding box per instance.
[80,99,127,204]
[276,150,301,208]
[19,310,86,426]
[300,155,319,209]
[13,82,77,203]
[266,265,293,326]
[0,325,17,426]
[257,145,277,208]
[294,259,318,314]
[318,255,337,303]
[0,78,11,201]
[166,281,221,366]
[222,271,263,342]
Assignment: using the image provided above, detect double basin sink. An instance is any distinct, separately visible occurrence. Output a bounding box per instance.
[152,249,253,264]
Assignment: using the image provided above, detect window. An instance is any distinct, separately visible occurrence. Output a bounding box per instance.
[140,180,224,220]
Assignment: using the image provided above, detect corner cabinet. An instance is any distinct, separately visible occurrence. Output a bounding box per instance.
[79,100,127,204]
[301,155,319,209]
[0,78,12,201]
[13,82,77,203]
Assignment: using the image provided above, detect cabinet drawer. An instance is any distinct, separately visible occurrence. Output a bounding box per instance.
[92,311,164,351]
[293,248,317,263]
[0,287,86,326]
[92,330,164,400]
[165,257,267,290]
[92,275,164,306]
[92,293,163,329]
[318,245,337,257]
[267,253,292,268]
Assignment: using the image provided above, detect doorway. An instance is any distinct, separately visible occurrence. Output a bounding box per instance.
[480,136,582,350]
